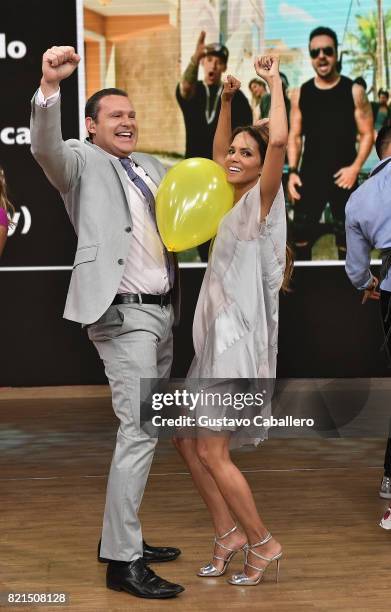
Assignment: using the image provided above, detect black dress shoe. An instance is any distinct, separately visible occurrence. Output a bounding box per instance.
[98,539,181,563]
[142,540,181,563]
[106,558,184,599]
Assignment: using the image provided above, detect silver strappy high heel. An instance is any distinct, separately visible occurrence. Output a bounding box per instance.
[198,525,246,577]
[228,532,282,585]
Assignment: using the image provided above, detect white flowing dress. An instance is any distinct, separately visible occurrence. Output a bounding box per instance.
[187,179,287,447]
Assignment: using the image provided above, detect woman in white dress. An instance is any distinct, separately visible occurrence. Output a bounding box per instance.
[173,56,291,586]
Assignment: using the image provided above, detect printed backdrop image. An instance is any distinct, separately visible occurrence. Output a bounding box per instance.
[83,0,391,262]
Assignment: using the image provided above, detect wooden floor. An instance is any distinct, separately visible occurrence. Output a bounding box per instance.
[1,385,390,611]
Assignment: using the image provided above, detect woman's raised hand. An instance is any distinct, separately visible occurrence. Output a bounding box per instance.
[254,55,280,83]
[221,75,241,102]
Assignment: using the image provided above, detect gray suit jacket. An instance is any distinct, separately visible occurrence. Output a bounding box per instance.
[30,94,180,325]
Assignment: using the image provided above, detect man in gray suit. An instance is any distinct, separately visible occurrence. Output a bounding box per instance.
[30,45,184,600]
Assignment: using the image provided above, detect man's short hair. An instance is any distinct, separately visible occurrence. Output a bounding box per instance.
[309,26,338,50]
[85,87,128,120]
[375,126,391,159]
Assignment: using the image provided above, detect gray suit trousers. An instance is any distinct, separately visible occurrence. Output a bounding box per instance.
[88,302,174,562]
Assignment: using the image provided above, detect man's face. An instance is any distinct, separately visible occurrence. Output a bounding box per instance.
[309,35,337,79]
[202,54,226,86]
[85,95,138,157]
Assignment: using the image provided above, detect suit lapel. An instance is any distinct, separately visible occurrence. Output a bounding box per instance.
[84,140,132,219]
[131,153,161,220]
[109,158,132,215]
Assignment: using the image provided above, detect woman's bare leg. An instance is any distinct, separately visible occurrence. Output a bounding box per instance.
[196,434,281,578]
[173,436,246,570]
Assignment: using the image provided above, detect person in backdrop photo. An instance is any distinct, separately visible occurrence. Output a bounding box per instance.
[260,72,291,127]
[288,26,374,261]
[0,166,15,258]
[248,77,267,123]
[176,30,252,261]
[30,45,184,601]
[371,89,391,137]
[345,125,391,529]
[174,55,291,587]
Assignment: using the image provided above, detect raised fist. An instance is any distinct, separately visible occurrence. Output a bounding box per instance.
[221,75,241,102]
[42,45,80,86]
[254,55,280,83]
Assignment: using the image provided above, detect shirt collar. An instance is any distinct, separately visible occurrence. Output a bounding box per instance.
[87,142,133,164]
[370,155,391,176]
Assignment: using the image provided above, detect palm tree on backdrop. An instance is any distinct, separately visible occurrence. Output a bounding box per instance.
[345,9,391,95]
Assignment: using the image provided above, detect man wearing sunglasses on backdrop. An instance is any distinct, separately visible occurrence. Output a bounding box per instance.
[176,31,252,262]
[288,26,374,261]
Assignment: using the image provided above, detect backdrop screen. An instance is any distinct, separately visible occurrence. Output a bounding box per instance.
[1,1,388,266]
[82,0,389,264]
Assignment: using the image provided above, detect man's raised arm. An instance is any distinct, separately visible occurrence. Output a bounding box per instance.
[30,45,84,194]
[178,31,206,100]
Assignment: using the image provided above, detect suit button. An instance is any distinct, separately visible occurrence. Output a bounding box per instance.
[125,226,131,233]
[118,258,124,265]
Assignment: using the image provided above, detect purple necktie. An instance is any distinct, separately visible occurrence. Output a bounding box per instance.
[119,157,156,217]
[120,156,174,286]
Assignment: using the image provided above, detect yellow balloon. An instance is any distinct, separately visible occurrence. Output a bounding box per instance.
[156,158,234,252]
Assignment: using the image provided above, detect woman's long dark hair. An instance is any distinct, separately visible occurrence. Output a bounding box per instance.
[230,125,293,292]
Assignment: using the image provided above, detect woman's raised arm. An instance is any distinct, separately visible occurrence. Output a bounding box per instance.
[213,75,242,167]
[255,56,288,219]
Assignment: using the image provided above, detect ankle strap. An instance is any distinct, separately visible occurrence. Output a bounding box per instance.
[215,524,237,541]
[248,532,272,548]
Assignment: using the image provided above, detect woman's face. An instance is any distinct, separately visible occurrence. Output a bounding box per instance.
[225,132,262,187]
[250,82,264,98]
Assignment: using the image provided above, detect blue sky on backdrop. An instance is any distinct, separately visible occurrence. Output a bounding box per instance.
[265,0,391,49]
[264,0,391,86]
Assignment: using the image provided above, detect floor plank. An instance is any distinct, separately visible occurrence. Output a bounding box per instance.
[0,386,390,611]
